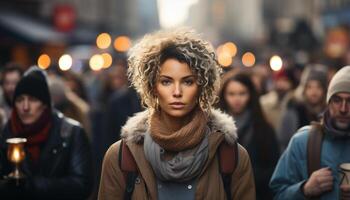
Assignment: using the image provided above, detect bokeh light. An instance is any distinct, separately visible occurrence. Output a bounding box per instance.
[223,42,237,57]
[96,33,112,49]
[270,55,283,71]
[90,54,104,71]
[218,52,232,67]
[242,52,255,67]
[101,53,113,69]
[37,54,51,70]
[59,54,72,71]
[114,36,131,52]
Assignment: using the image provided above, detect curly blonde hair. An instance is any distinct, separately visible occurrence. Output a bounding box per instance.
[128,28,222,113]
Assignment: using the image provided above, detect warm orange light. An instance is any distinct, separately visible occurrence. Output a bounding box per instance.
[114,36,131,52]
[96,33,112,49]
[223,42,237,57]
[101,53,113,69]
[12,148,20,163]
[216,45,224,55]
[242,52,255,67]
[218,52,232,67]
[90,54,104,71]
[37,54,51,70]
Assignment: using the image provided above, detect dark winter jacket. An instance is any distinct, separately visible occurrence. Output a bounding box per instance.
[0,111,93,200]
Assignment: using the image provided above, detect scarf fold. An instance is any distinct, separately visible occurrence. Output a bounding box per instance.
[10,108,52,164]
[149,108,208,152]
[144,129,209,182]
[323,110,350,138]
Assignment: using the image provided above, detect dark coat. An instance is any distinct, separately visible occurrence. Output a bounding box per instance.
[0,111,93,200]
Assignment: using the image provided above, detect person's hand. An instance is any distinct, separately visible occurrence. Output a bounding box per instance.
[303,167,334,197]
[340,184,350,200]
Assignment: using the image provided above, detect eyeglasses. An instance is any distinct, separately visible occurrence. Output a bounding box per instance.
[330,96,350,108]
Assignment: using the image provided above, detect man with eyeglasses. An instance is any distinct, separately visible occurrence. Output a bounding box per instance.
[270,66,350,200]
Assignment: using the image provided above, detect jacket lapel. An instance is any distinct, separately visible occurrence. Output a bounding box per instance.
[126,139,158,200]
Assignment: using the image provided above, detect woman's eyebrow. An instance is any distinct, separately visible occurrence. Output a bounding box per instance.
[158,75,195,79]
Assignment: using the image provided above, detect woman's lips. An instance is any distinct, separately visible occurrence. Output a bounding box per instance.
[169,102,185,109]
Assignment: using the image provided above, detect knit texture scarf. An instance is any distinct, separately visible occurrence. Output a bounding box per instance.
[324,110,350,138]
[144,128,209,182]
[10,108,52,164]
[149,108,208,152]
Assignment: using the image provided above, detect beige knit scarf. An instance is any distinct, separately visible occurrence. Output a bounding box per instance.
[150,108,208,151]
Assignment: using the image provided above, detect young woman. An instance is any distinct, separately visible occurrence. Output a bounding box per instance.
[98,29,255,199]
[278,65,328,151]
[217,70,279,200]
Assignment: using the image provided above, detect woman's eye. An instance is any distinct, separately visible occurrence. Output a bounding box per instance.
[161,80,171,86]
[184,79,194,85]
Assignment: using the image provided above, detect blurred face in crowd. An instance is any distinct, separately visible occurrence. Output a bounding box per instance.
[109,65,128,91]
[329,92,350,130]
[275,78,293,97]
[155,58,199,119]
[304,80,325,105]
[224,80,250,115]
[15,94,46,125]
[2,71,21,101]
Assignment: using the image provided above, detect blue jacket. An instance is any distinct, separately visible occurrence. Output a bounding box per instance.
[270,126,350,200]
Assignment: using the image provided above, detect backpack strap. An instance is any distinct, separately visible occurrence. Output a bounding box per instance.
[219,140,239,200]
[307,122,324,177]
[118,140,138,200]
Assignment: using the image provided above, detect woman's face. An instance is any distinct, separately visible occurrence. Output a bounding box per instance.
[224,81,250,115]
[304,80,325,105]
[155,58,199,118]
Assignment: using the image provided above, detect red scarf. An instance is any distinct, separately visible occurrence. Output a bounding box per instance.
[10,108,52,164]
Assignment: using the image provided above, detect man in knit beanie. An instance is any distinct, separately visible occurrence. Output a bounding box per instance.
[0,66,93,199]
[270,66,350,200]
[326,66,350,131]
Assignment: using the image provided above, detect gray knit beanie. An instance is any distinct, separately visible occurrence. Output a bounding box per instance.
[327,66,350,103]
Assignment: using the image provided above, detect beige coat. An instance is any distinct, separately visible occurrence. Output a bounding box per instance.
[98,109,256,200]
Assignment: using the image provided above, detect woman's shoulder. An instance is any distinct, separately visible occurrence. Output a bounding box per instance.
[209,109,238,145]
[120,110,150,143]
[104,140,122,161]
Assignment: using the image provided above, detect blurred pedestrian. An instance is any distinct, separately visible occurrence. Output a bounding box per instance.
[278,64,328,151]
[0,63,23,124]
[48,75,91,139]
[260,67,297,132]
[0,67,93,199]
[218,69,279,200]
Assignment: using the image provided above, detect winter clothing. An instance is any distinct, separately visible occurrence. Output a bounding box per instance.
[299,64,328,92]
[260,91,292,131]
[278,98,323,151]
[149,108,208,151]
[0,111,93,199]
[9,107,52,164]
[270,117,350,199]
[272,68,297,88]
[327,66,350,102]
[98,109,256,200]
[234,109,280,200]
[278,65,328,151]
[13,67,51,107]
[48,76,91,139]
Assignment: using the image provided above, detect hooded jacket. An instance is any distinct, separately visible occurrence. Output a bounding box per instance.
[98,109,255,200]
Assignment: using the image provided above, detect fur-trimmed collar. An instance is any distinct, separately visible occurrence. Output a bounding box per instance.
[120,109,237,145]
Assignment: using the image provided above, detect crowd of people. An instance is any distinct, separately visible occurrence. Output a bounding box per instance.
[0,28,349,200]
